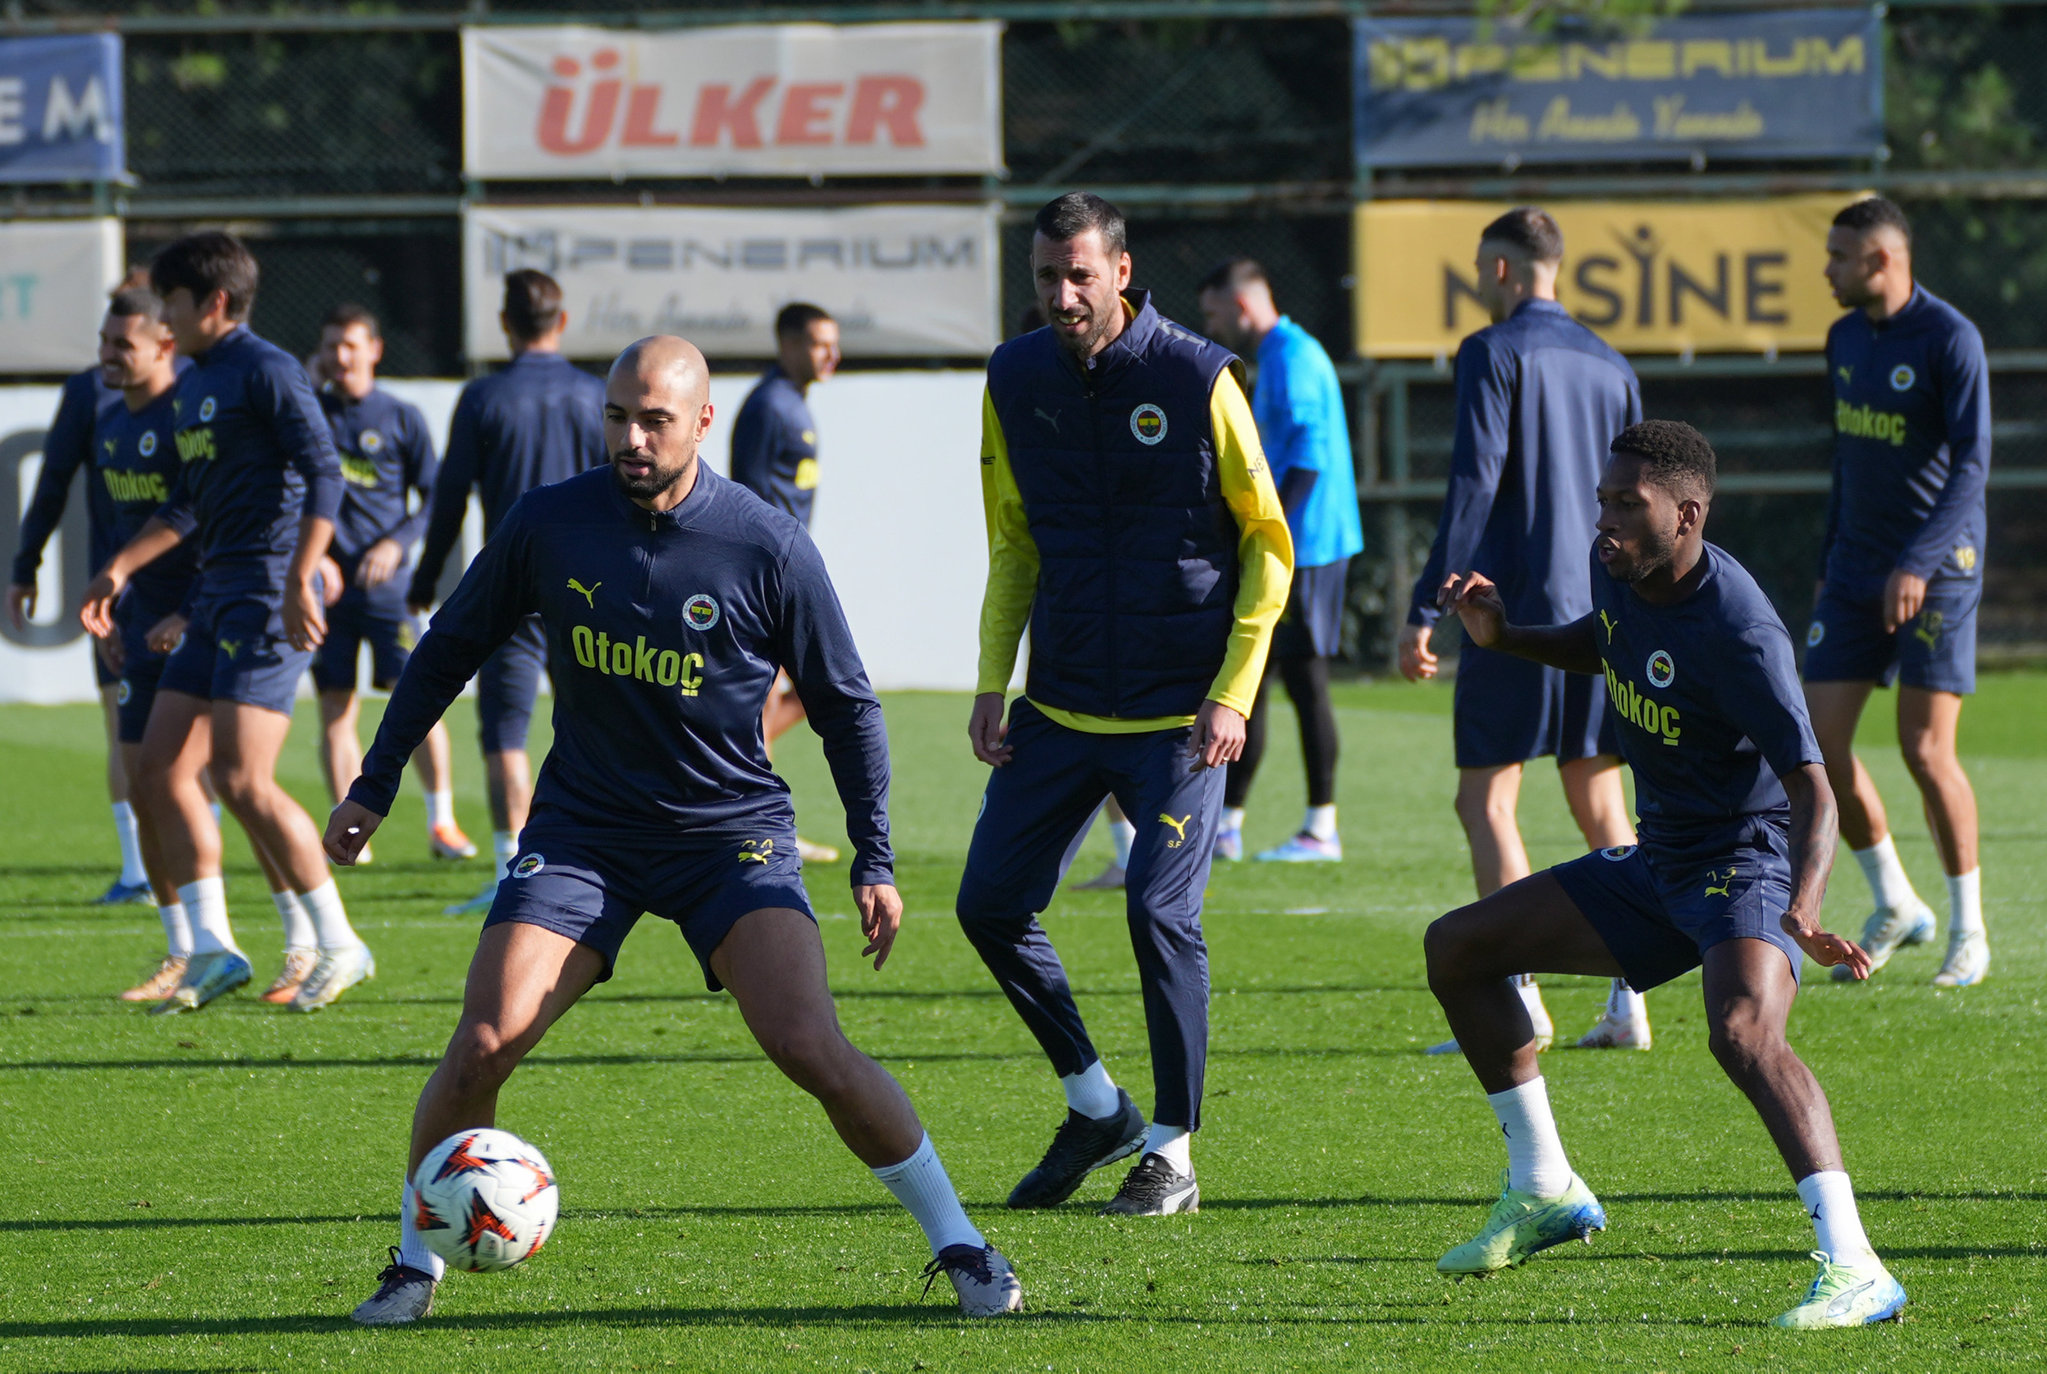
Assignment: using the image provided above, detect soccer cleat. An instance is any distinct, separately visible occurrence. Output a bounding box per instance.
[444,881,498,917]
[1832,902,1937,981]
[1770,1251,1907,1329]
[120,957,187,1003]
[1007,1089,1148,1208]
[93,878,155,907]
[1213,826,1243,863]
[1102,1153,1199,1216]
[261,948,320,1004]
[920,1243,1024,1316]
[1932,929,1990,987]
[1437,1171,1606,1276]
[1578,980,1652,1050]
[289,943,376,1012]
[149,949,252,1015]
[428,822,478,861]
[1254,833,1342,863]
[1071,862,1126,891]
[350,1247,436,1326]
[795,836,841,863]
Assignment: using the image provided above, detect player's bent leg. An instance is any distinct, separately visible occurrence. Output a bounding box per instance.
[1434,766,1551,1054]
[1897,688,1988,986]
[1557,755,1653,1049]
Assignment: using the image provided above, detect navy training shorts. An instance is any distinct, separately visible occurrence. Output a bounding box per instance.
[112,595,177,743]
[156,592,310,717]
[1274,557,1349,661]
[1453,642,1618,770]
[477,614,546,753]
[313,581,420,693]
[1803,575,1978,696]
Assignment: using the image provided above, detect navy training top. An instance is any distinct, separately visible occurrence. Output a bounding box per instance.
[94,393,199,620]
[351,466,893,887]
[1411,299,1641,629]
[410,350,607,605]
[11,368,118,587]
[1822,286,1991,594]
[729,365,822,529]
[1588,542,1824,861]
[158,327,343,600]
[321,385,439,574]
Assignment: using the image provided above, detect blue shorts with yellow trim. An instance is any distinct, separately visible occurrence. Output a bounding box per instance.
[157,593,311,717]
[1804,576,1978,695]
[313,582,420,692]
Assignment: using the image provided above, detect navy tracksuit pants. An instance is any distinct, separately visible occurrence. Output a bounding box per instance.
[955,698,1224,1130]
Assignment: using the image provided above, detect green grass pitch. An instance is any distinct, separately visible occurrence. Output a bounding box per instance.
[0,677,2041,1371]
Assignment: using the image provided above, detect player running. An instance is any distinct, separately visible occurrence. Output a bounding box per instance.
[411,269,605,916]
[730,301,843,864]
[1425,420,1905,1330]
[309,304,473,869]
[958,193,1292,1216]
[1198,257,1364,863]
[1807,197,1991,987]
[81,231,374,1014]
[1398,208,1649,1053]
[332,335,1022,1324]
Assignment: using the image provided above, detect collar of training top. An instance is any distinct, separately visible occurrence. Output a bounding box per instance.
[1071,289,1159,380]
[603,458,719,530]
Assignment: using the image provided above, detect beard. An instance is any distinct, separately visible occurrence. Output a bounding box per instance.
[1053,301,1117,357]
[1610,524,1679,584]
[610,448,692,502]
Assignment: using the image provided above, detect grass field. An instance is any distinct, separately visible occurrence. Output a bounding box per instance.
[0,677,2042,1372]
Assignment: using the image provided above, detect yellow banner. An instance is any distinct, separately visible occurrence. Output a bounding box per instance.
[1354,195,1853,358]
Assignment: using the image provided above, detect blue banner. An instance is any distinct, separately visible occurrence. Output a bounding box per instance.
[0,35,124,184]
[1355,10,1882,170]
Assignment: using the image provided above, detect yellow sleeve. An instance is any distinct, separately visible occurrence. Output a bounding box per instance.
[976,386,1040,696]
[1208,368,1294,716]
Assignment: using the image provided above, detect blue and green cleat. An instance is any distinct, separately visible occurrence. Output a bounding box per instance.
[148,949,252,1015]
[1437,1172,1606,1277]
[1771,1251,1907,1329]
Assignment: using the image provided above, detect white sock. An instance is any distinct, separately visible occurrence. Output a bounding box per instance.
[398,1180,447,1281]
[1143,1123,1192,1174]
[1797,1170,1875,1266]
[1304,804,1337,841]
[298,879,362,951]
[177,877,240,958]
[1109,817,1136,868]
[1061,1059,1121,1119]
[158,901,194,960]
[1222,805,1246,833]
[272,890,317,952]
[1946,869,1983,937]
[493,829,519,880]
[1488,1077,1572,1200]
[871,1134,986,1257]
[1852,836,1921,912]
[112,802,148,886]
[425,789,455,830]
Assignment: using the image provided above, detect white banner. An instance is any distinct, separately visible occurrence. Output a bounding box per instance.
[462,22,1003,179]
[0,219,121,372]
[464,203,999,361]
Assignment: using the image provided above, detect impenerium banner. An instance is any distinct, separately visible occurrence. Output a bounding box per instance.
[0,219,122,372]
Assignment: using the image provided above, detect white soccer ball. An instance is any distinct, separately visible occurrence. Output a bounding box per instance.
[412,1128,559,1273]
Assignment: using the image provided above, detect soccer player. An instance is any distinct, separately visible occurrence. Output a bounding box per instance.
[309,304,473,868]
[730,301,843,864]
[1425,420,1905,1329]
[1807,197,1991,987]
[1198,257,1364,863]
[80,231,375,1014]
[332,335,1021,1324]
[411,270,606,916]
[958,193,1292,1215]
[1397,208,1649,1052]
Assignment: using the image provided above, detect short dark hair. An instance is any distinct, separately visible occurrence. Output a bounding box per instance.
[1610,419,1717,500]
[1479,206,1565,264]
[502,269,563,341]
[775,302,833,339]
[150,231,259,321]
[1033,192,1127,261]
[1197,256,1269,297]
[323,302,380,338]
[106,287,164,322]
[1833,196,1912,247]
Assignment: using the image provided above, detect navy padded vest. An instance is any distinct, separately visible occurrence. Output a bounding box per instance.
[988,291,1244,719]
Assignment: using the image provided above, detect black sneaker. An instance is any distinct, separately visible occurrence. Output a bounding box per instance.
[1102,1152,1199,1216]
[1006,1088,1147,1208]
[349,1246,436,1326]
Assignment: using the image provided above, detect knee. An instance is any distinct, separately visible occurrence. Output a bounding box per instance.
[207,761,265,810]
[1706,1008,1780,1079]
[1452,789,1508,835]
[1896,732,1948,783]
[444,1022,523,1098]
[762,1025,858,1100]
[1424,910,1482,986]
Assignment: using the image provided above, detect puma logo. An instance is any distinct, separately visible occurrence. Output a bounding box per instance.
[1034,406,1062,435]
[1837,365,1853,385]
[1704,867,1737,898]
[1914,610,1944,648]
[1158,812,1191,848]
[1598,610,1620,644]
[217,638,241,660]
[567,578,601,607]
[737,838,773,864]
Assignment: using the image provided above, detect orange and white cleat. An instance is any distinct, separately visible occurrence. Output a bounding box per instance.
[261,948,319,1005]
[429,822,478,861]
[795,836,841,864]
[121,957,188,1003]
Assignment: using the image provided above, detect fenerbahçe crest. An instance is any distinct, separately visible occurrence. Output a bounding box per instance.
[1130,404,1167,446]
[683,594,720,631]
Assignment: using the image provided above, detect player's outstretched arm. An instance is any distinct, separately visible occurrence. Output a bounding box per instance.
[1778,763,1867,977]
[1439,571,1602,674]
[323,797,383,866]
[79,517,188,638]
[854,883,903,971]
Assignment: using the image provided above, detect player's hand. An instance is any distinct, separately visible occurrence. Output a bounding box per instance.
[5,582,34,632]
[1784,914,1872,980]
[1193,700,1246,770]
[94,629,124,676]
[1440,571,1508,648]
[1882,568,1927,634]
[968,691,1012,766]
[853,882,903,971]
[146,613,188,656]
[323,799,384,865]
[1398,622,1438,681]
[316,554,346,608]
[356,539,404,589]
[78,570,125,639]
[284,572,327,651]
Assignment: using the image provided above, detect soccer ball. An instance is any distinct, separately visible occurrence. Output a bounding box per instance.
[411,1128,559,1273]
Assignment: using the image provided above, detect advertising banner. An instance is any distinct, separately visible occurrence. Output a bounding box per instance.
[464,203,998,361]
[1354,196,1851,358]
[0,34,123,183]
[463,22,1003,179]
[1355,9,1882,169]
[0,219,123,372]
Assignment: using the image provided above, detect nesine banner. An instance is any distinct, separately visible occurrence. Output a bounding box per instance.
[1354,197,1852,358]
[1355,9,1882,169]
[0,34,123,183]
[462,22,1003,179]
